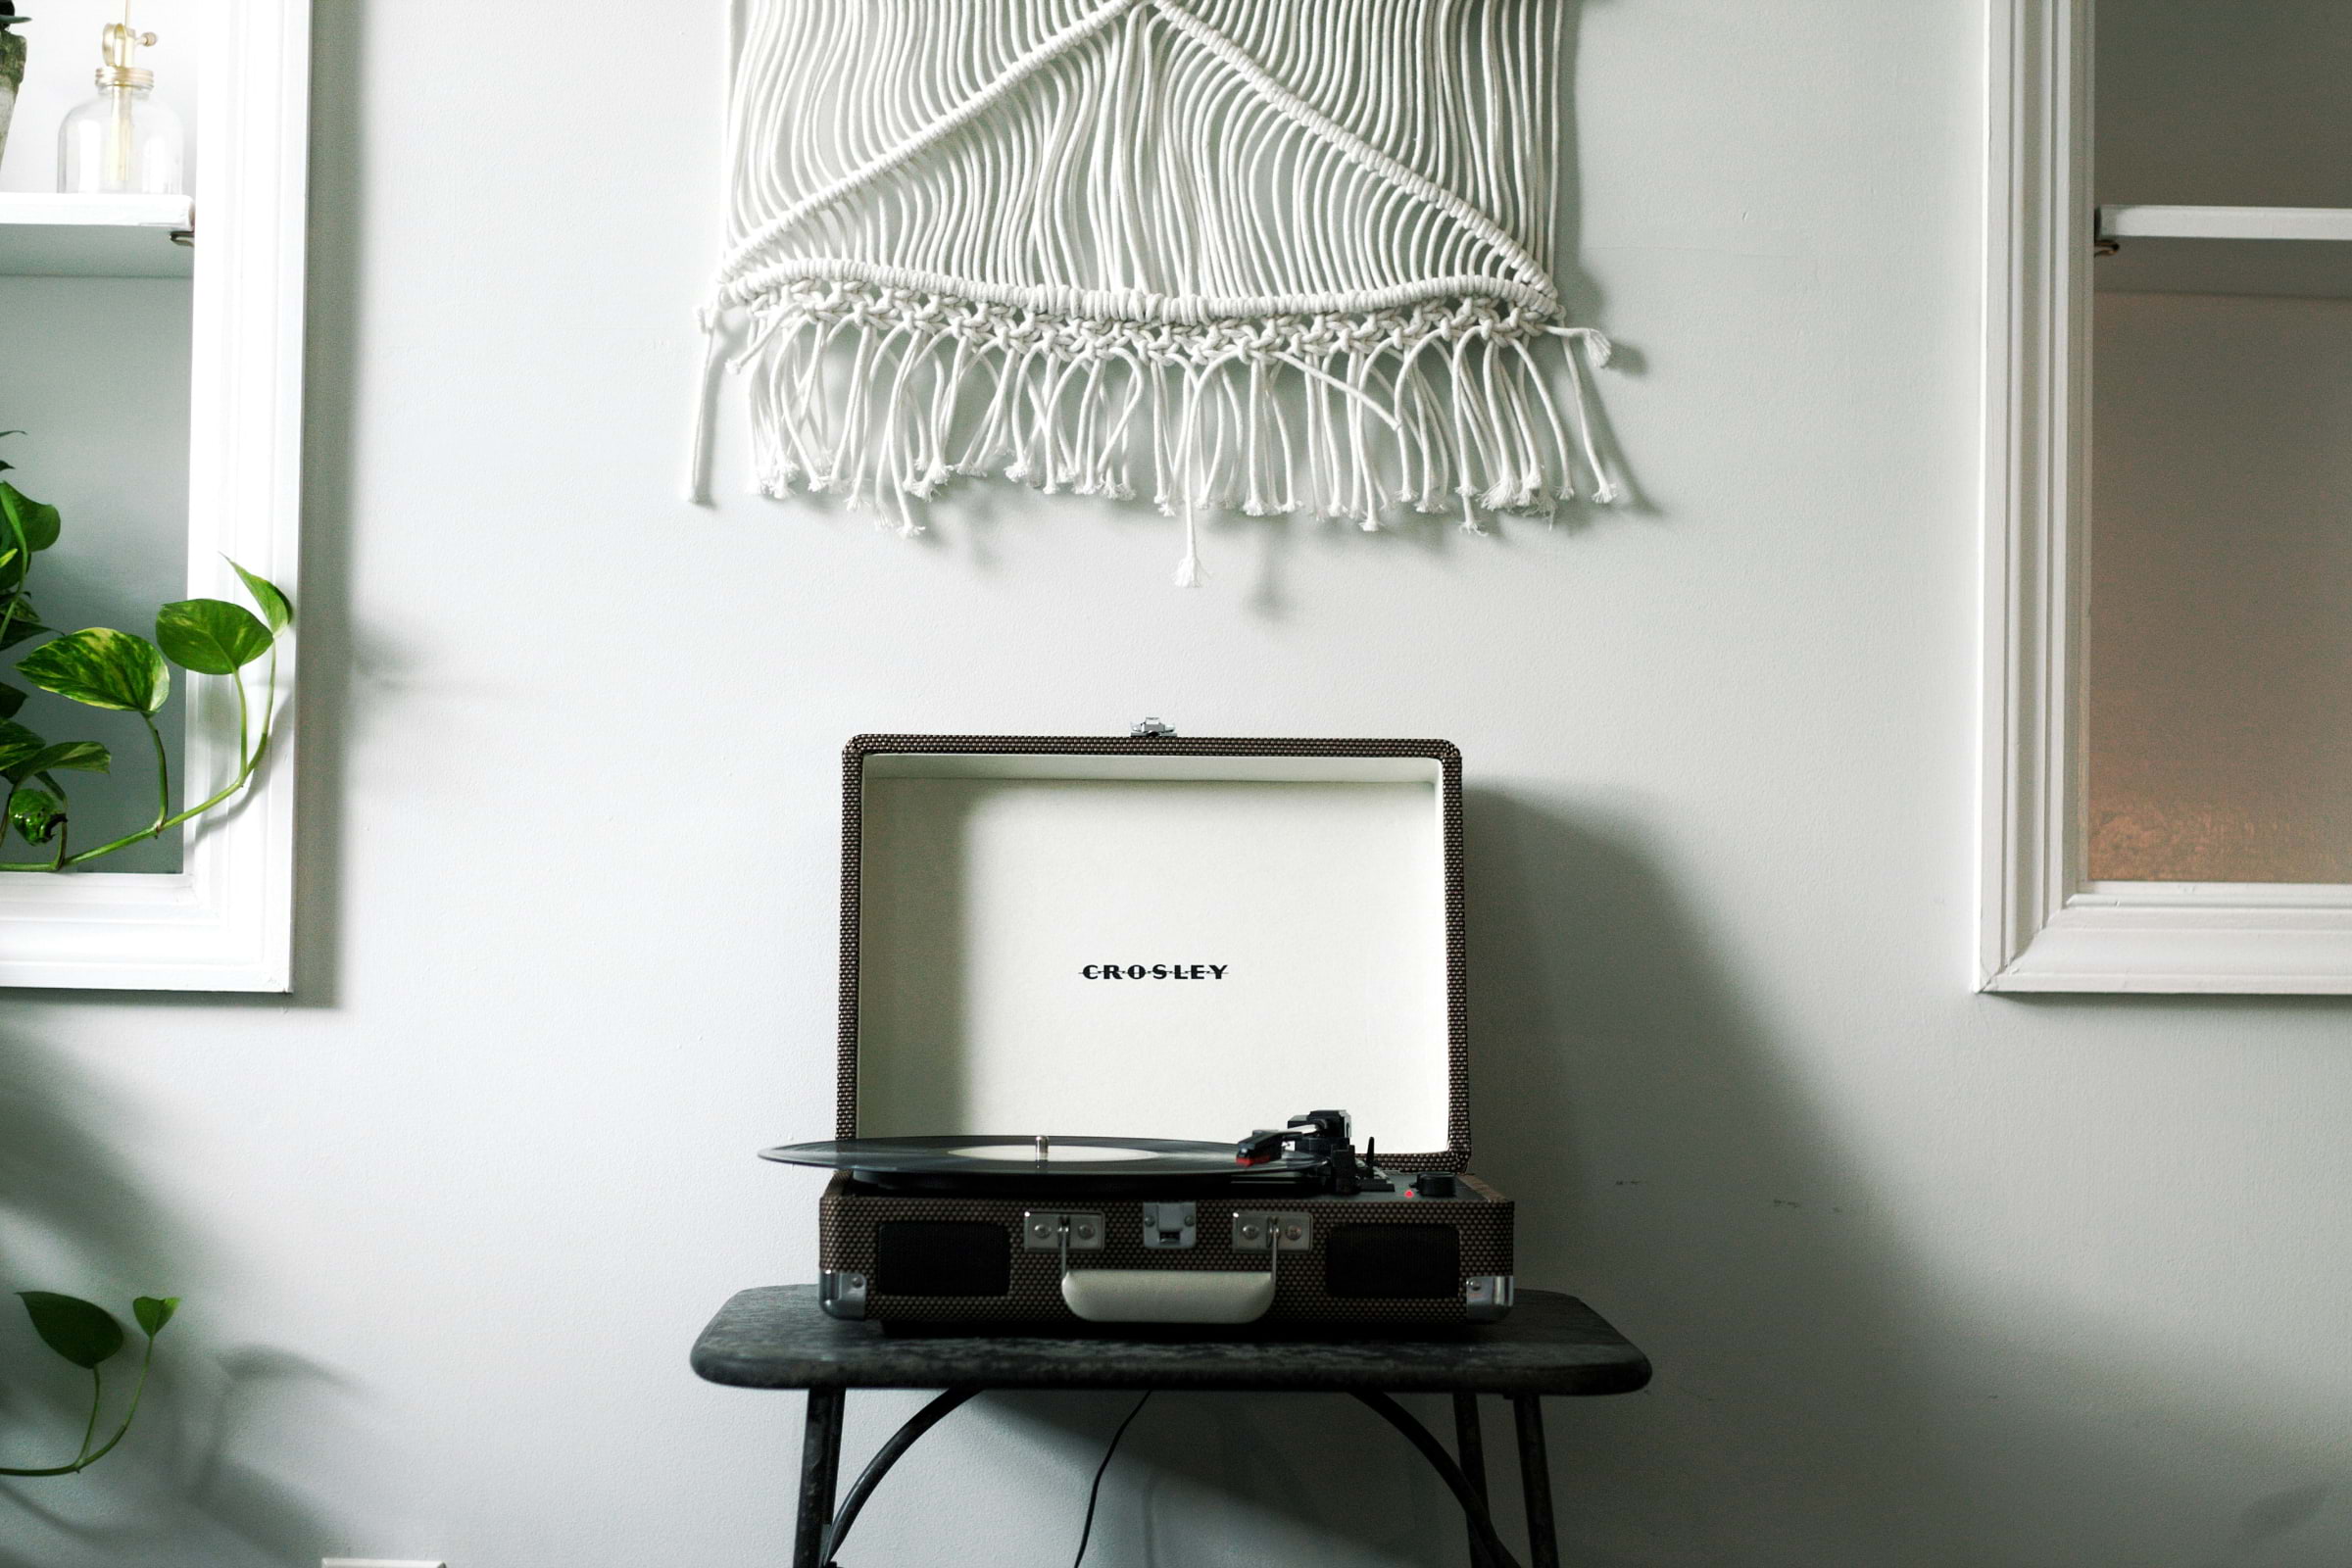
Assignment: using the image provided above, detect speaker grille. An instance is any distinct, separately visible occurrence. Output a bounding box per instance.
[1324,1224,1460,1298]
[875,1221,1010,1297]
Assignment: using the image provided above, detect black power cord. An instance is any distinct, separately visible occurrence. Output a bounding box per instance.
[1070,1391,1154,1566]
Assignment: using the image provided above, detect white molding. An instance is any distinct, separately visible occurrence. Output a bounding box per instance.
[1990,886,2352,994]
[0,193,195,228]
[1979,0,2352,993]
[0,0,308,993]
[0,194,196,278]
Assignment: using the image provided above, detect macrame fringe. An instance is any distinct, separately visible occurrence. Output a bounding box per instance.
[719,278,1617,575]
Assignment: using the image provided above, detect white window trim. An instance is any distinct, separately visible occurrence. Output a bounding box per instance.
[0,0,308,993]
[1980,0,2352,994]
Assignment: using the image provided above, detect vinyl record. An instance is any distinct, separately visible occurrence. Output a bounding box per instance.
[760,1133,1328,1190]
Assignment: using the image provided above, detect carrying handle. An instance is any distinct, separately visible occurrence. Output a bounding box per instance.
[1053,1217,1280,1324]
[1060,1266,1276,1325]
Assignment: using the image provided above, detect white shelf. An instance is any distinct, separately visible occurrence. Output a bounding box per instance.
[0,193,195,279]
[2097,204,2352,243]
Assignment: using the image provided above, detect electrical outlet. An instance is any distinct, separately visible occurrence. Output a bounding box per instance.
[322,1559,446,1568]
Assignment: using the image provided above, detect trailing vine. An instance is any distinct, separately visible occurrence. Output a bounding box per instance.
[0,432,292,870]
[1,1292,178,1478]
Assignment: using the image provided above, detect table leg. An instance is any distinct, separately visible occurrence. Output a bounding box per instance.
[794,1387,846,1568]
[1352,1392,1524,1568]
[1511,1394,1558,1568]
[820,1388,978,1564]
[1452,1392,1492,1567]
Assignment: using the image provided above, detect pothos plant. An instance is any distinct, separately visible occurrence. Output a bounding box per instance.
[2,1292,178,1477]
[0,431,292,870]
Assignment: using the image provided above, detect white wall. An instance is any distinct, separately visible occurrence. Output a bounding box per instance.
[4,3,2351,1566]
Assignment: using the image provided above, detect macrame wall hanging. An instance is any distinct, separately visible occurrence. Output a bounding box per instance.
[696,0,1617,584]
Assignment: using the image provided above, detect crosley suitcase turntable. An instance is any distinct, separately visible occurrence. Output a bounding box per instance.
[764,725,1515,1329]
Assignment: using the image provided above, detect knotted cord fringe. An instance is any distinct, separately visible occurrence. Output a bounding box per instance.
[705,0,1617,581]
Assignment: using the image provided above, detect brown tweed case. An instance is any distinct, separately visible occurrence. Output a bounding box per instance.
[814,730,1515,1329]
[818,1172,1516,1327]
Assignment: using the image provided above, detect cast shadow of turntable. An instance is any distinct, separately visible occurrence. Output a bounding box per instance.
[950,787,1970,1567]
[1457,790,1974,1560]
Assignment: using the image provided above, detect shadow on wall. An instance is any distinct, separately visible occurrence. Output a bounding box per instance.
[1472,792,2352,1567]
[961,791,2352,1567]
[969,1385,1469,1567]
[0,1031,349,1568]
[865,781,1934,1568]
[1465,788,1975,1562]
[954,792,1986,1565]
[1,3,369,1564]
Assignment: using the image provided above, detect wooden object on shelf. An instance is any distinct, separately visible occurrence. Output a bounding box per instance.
[0,192,193,279]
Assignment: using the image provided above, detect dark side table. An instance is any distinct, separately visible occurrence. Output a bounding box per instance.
[693,1286,1650,1568]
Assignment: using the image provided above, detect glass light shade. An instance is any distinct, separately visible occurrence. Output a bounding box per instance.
[57,80,182,195]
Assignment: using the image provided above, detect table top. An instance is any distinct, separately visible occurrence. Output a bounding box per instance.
[692,1287,1651,1396]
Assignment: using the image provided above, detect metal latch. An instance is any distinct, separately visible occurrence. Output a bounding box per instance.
[1130,717,1177,737]
[1230,1212,1311,1251]
[1140,1201,1196,1250]
[1022,1212,1104,1250]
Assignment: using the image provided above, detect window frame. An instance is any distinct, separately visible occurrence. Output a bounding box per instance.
[0,0,309,993]
[1980,0,2352,993]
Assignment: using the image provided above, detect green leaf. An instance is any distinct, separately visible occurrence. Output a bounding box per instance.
[131,1297,178,1338]
[24,740,109,775]
[0,601,43,650]
[18,629,170,714]
[0,719,43,775]
[0,725,87,786]
[0,482,61,553]
[8,787,63,845]
[227,560,293,635]
[18,1293,125,1369]
[156,599,272,674]
[0,683,23,720]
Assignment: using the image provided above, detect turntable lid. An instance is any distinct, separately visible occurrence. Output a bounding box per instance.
[839,736,1467,1166]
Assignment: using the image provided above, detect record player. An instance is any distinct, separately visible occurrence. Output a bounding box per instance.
[765,727,1516,1330]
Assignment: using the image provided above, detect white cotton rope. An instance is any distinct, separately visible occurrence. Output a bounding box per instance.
[700,0,1618,582]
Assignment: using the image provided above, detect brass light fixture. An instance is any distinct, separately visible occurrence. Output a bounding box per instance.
[57,0,182,195]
